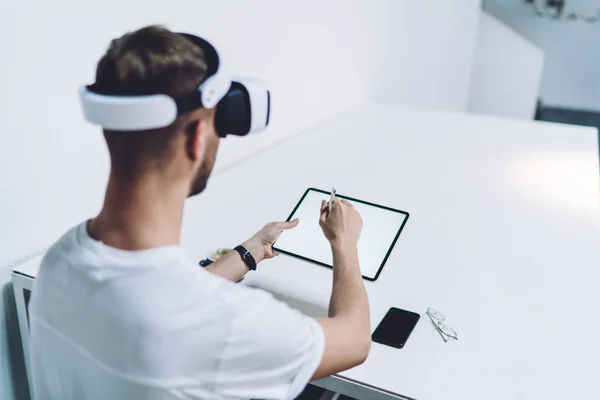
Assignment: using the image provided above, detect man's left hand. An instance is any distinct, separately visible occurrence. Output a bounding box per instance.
[243,219,300,263]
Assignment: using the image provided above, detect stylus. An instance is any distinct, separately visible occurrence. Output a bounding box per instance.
[328,187,337,209]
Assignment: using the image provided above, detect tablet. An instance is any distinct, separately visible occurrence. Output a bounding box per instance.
[273,188,409,281]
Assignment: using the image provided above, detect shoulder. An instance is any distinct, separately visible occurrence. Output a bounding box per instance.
[41,223,82,264]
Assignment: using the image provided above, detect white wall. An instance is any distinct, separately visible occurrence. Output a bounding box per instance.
[369,0,481,111]
[0,0,485,271]
[0,1,484,398]
[0,0,380,273]
[485,0,600,111]
[468,12,545,119]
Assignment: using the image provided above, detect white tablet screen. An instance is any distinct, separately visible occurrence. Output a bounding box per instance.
[273,188,409,281]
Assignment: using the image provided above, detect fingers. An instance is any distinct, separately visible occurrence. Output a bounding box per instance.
[320,200,328,224]
[341,199,354,208]
[320,200,329,223]
[279,218,299,230]
[330,198,345,212]
[321,199,327,213]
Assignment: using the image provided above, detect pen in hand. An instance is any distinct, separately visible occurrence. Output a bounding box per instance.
[328,187,337,210]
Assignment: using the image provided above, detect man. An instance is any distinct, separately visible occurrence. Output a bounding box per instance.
[29,26,370,400]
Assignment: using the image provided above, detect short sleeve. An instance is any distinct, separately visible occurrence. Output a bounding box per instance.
[215,290,325,400]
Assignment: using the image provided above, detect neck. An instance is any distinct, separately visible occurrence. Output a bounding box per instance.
[89,172,187,250]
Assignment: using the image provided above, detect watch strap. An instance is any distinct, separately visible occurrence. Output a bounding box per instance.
[234,245,257,271]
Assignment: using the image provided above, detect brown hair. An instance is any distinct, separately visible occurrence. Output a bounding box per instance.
[95,25,208,180]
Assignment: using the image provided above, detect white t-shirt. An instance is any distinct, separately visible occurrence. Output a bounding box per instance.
[29,222,325,400]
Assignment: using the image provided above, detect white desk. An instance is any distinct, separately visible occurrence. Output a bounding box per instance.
[14,104,600,400]
[180,104,600,400]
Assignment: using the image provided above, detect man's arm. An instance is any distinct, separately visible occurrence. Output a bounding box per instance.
[204,239,263,282]
[205,220,299,282]
[312,199,371,379]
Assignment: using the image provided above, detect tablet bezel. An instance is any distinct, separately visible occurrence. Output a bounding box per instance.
[272,188,410,281]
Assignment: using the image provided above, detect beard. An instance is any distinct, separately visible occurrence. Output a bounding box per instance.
[188,160,211,197]
[188,130,219,197]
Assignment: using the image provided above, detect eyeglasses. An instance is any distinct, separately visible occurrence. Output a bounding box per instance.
[426,308,458,342]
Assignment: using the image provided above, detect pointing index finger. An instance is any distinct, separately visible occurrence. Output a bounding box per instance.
[279,219,300,230]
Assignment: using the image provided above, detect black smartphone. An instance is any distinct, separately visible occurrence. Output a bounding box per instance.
[372,307,420,349]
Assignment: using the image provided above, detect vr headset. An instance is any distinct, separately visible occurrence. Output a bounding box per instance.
[79,33,270,137]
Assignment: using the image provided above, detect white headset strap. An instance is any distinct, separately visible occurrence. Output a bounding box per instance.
[78,86,178,131]
[79,68,232,131]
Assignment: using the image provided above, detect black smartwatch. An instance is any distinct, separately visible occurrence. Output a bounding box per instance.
[234,245,257,271]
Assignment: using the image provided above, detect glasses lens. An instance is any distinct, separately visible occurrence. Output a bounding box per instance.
[427,308,445,322]
[438,322,457,339]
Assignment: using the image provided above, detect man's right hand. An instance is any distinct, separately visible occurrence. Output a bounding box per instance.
[319,198,363,247]
[313,198,370,380]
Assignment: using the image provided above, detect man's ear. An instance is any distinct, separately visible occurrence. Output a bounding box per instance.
[185,119,205,162]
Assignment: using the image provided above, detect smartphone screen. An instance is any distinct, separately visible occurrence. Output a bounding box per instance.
[372,307,420,349]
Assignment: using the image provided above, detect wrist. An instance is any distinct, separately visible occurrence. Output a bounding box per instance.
[242,238,265,264]
[330,238,358,252]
